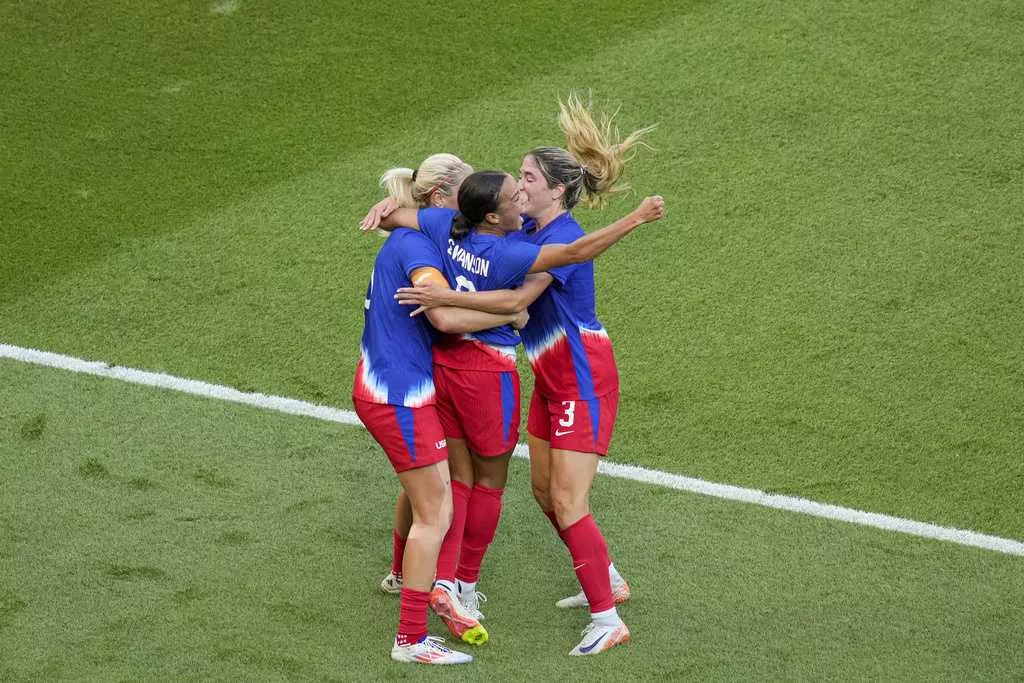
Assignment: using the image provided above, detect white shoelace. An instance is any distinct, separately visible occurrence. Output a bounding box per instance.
[421,636,451,653]
[460,590,487,618]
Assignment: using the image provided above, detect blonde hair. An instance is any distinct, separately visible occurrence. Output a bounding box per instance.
[529,92,655,209]
[379,153,473,208]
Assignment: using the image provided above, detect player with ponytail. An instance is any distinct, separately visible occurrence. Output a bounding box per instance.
[376,154,473,606]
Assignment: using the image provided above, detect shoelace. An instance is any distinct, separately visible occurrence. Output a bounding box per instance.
[422,636,451,653]
[460,590,486,618]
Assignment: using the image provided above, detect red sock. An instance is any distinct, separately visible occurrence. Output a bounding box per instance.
[396,587,430,645]
[455,485,504,583]
[435,480,471,584]
[561,514,614,613]
[391,530,407,577]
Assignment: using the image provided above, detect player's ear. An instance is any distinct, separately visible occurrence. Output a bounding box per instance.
[484,211,500,225]
[551,183,566,203]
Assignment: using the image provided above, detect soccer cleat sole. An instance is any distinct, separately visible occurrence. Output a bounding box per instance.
[457,624,489,646]
[390,640,473,664]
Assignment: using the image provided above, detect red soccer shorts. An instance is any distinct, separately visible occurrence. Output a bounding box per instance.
[433,365,520,457]
[526,389,619,456]
[353,399,449,473]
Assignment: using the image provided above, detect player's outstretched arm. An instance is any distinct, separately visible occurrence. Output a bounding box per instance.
[396,273,553,316]
[527,195,664,273]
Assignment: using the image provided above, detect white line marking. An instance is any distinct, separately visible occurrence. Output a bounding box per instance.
[0,344,362,427]
[3,342,1022,558]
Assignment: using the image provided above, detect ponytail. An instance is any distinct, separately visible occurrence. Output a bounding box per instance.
[450,213,474,241]
[379,167,417,208]
[380,153,473,209]
[529,92,655,210]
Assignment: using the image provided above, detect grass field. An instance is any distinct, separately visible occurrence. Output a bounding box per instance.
[2,0,1023,679]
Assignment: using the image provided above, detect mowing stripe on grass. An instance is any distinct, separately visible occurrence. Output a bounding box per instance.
[3,342,1022,558]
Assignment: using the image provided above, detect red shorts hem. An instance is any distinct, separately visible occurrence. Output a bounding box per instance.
[353,399,448,473]
[433,366,520,457]
[526,389,619,456]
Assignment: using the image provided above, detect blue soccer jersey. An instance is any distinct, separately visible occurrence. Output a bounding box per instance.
[509,212,619,400]
[352,228,445,407]
[417,208,541,370]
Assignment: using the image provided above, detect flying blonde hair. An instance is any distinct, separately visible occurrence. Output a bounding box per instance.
[529,92,655,209]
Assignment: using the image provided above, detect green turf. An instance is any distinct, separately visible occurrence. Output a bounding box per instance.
[2,360,1022,681]
[2,1,1023,676]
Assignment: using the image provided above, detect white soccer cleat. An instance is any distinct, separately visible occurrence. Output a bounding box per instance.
[390,635,472,664]
[556,580,631,609]
[379,571,403,594]
[458,586,487,621]
[568,619,631,656]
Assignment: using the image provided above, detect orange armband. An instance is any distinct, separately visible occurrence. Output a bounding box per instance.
[409,267,450,288]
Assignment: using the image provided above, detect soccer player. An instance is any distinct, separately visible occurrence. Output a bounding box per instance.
[372,154,504,647]
[390,172,538,645]
[371,154,475,603]
[390,94,656,656]
[354,194,523,664]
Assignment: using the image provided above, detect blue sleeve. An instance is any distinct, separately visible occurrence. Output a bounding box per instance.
[546,262,578,286]
[394,230,444,280]
[416,208,457,250]
[493,240,542,289]
[535,227,580,286]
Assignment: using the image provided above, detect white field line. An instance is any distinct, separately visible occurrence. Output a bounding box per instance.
[3,342,1022,558]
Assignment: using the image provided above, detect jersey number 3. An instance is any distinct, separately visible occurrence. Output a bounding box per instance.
[559,401,576,428]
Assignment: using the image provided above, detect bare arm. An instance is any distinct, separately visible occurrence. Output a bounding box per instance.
[528,195,665,273]
[396,272,554,316]
[408,267,520,333]
[425,306,524,334]
[359,198,420,232]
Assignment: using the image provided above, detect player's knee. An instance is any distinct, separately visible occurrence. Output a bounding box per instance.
[448,460,473,486]
[549,487,586,521]
[475,459,509,489]
[478,471,507,489]
[413,491,453,538]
